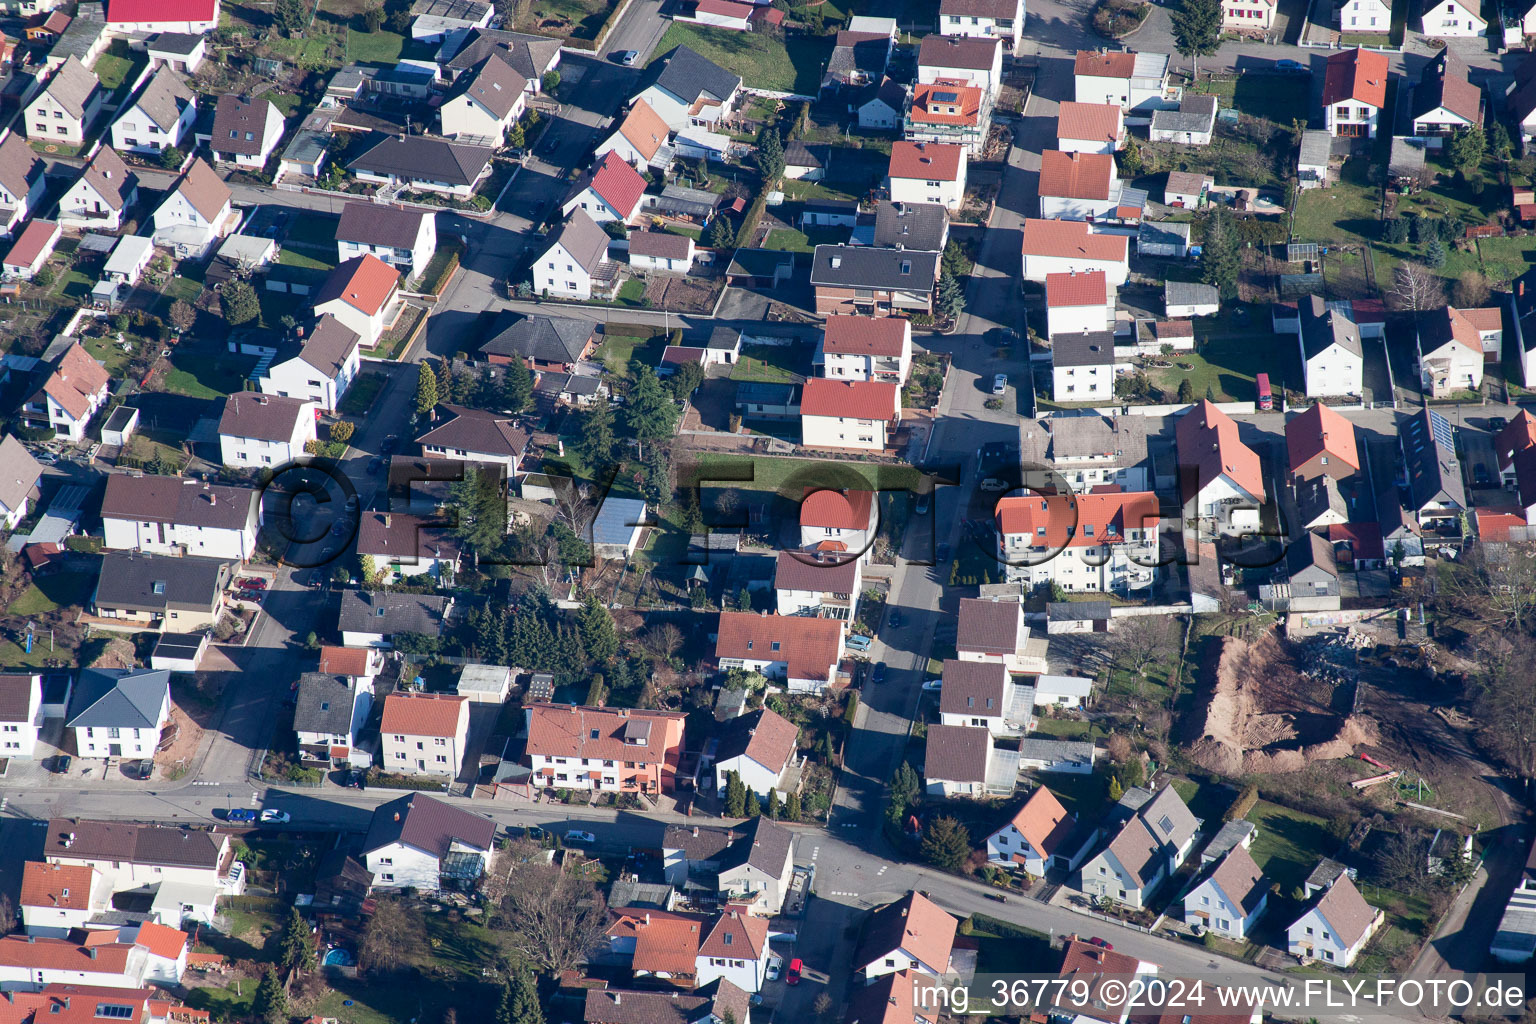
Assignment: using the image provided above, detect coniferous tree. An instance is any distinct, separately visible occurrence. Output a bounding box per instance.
[579,400,616,468]
[623,366,678,443]
[765,789,781,819]
[509,968,545,1024]
[578,594,620,664]
[281,906,317,973]
[415,362,440,415]
[1201,207,1241,301]
[503,358,534,412]
[724,771,747,817]
[253,969,289,1024]
[784,791,802,822]
[1170,0,1221,78]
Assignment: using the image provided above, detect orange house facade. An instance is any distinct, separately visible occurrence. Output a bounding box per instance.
[524,703,687,794]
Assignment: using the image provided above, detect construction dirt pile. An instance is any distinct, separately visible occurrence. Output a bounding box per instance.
[1187,633,1379,776]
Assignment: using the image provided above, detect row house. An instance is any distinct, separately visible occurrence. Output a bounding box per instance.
[524,703,687,794]
[100,476,260,562]
[995,490,1161,594]
[715,611,844,695]
[1323,47,1388,139]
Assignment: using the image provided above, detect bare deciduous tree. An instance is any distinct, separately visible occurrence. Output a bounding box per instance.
[1473,636,1536,783]
[642,622,684,662]
[1107,615,1179,692]
[1453,269,1491,307]
[359,899,424,975]
[499,859,609,975]
[1391,261,1442,311]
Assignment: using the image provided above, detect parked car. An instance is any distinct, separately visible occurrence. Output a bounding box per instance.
[1474,464,1493,487]
[564,830,597,844]
[921,678,943,692]
[846,634,873,651]
[888,610,902,628]
[226,809,257,822]
[1276,58,1306,73]
[260,810,290,824]
[765,957,782,981]
[368,457,384,475]
[992,374,1008,395]
[1490,416,1508,433]
[786,958,803,985]
[382,434,399,454]
[615,49,639,65]
[871,662,887,684]
[1086,936,1114,951]
[237,577,267,591]
[936,543,950,564]
[914,493,931,514]
[48,754,71,774]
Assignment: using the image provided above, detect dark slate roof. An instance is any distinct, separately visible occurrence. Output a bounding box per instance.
[293,672,356,735]
[1298,294,1362,360]
[362,792,496,858]
[441,27,561,81]
[872,201,947,252]
[336,202,431,251]
[809,245,938,289]
[1052,330,1115,368]
[1400,406,1465,511]
[654,45,741,106]
[348,135,494,187]
[44,819,225,869]
[480,312,595,363]
[338,589,452,636]
[0,674,35,724]
[716,815,793,876]
[92,551,228,614]
[66,668,169,729]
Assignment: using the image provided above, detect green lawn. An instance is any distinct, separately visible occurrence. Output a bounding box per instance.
[91,51,140,92]
[1170,777,1233,825]
[764,224,846,253]
[728,344,806,383]
[82,335,135,377]
[277,246,335,271]
[617,279,647,305]
[59,267,94,302]
[963,915,1055,972]
[650,22,832,93]
[1150,326,1301,403]
[347,26,405,62]
[339,370,388,415]
[268,92,303,118]
[1474,235,1536,286]
[515,0,612,39]
[663,223,703,240]
[594,329,666,380]
[1245,800,1334,892]
[683,453,921,497]
[1030,717,1091,740]
[1194,75,1310,124]
[7,573,97,616]
[162,352,256,399]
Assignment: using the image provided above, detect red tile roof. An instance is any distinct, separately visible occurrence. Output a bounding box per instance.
[801,488,875,531]
[380,692,467,738]
[1006,785,1075,858]
[524,703,685,763]
[586,151,647,218]
[801,378,899,420]
[822,315,908,357]
[1046,269,1108,308]
[909,81,982,126]
[4,218,58,269]
[853,891,956,973]
[317,646,372,677]
[1039,150,1115,200]
[317,254,400,317]
[1175,400,1265,503]
[134,921,188,960]
[1459,305,1502,332]
[107,0,215,21]
[618,99,671,162]
[1328,521,1385,561]
[1058,939,1145,1017]
[1074,50,1136,79]
[1322,47,1389,108]
[19,862,93,910]
[0,935,132,974]
[41,342,109,420]
[888,141,964,182]
[1021,219,1127,262]
[995,491,1160,547]
[714,612,843,683]
[1285,401,1360,476]
[1494,409,1536,470]
[697,0,755,16]
[1475,509,1530,543]
[608,910,705,975]
[1056,101,1121,145]
[698,910,768,958]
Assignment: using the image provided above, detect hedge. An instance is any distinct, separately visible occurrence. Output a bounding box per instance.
[604,321,659,339]
[1224,783,1260,822]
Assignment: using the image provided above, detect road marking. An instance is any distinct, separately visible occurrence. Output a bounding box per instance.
[876,865,887,875]
[811,846,819,860]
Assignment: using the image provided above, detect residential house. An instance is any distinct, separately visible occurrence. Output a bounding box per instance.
[823,28,895,94]
[1045,270,1114,337]
[800,487,878,560]
[19,861,104,936]
[210,95,284,169]
[1038,149,1123,221]
[65,667,171,759]
[1421,0,1485,35]
[338,590,454,648]
[904,79,990,156]
[217,392,316,469]
[1508,265,1536,384]
[1339,0,1392,31]
[1399,406,1466,528]
[1076,785,1199,909]
[313,254,402,349]
[1297,294,1364,397]
[709,706,798,795]
[1050,328,1116,401]
[381,692,470,777]
[887,141,967,211]
[714,611,844,694]
[257,313,363,412]
[347,135,496,198]
[661,818,794,913]
[939,0,1024,46]
[858,77,908,130]
[955,596,1037,669]
[1419,305,1498,395]
[1176,400,1266,529]
[872,199,949,253]
[100,476,259,562]
[0,436,43,531]
[996,490,1161,593]
[853,891,956,981]
[1323,47,1389,138]
[1055,101,1125,154]
[1018,414,1155,492]
[25,12,72,43]
[1055,940,1163,1020]
[26,56,101,146]
[595,98,673,171]
[608,908,771,992]
[818,315,913,384]
[479,312,596,371]
[0,129,46,237]
[90,552,228,631]
[937,659,1031,736]
[810,244,939,316]
[3,219,60,281]
[356,511,461,582]
[150,158,234,255]
[985,785,1080,876]
[106,0,219,33]
[784,141,829,181]
[1286,401,1360,481]
[146,31,207,73]
[1412,49,1482,143]
[1287,872,1383,966]
[43,818,243,909]
[636,45,742,131]
[584,982,751,1024]
[363,792,495,891]
[1279,530,1341,610]
[1020,219,1129,286]
[533,210,612,300]
[592,495,647,559]
[523,702,687,794]
[336,202,437,279]
[441,52,527,140]
[1222,0,1275,31]
[1149,93,1219,146]
[1018,737,1098,773]
[629,230,696,273]
[1495,410,1536,487]
[1183,845,1269,940]
[415,404,530,473]
[917,35,1003,97]
[294,669,373,770]
[774,550,861,621]
[801,378,900,452]
[0,932,182,989]
[1072,49,1174,121]
[110,66,195,157]
[438,27,562,94]
[21,342,109,442]
[57,146,137,230]
[845,972,936,1024]
[0,672,43,760]
[1164,169,1212,208]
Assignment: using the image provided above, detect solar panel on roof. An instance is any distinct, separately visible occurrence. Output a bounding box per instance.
[933,91,958,102]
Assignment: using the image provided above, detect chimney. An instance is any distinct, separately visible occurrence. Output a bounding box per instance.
[394,812,401,821]
[613,995,621,1005]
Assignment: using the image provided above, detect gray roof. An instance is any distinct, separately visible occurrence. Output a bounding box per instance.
[128,66,193,132]
[809,244,938,289]
[1165,280,1219,309]
[1151,93,1217,133]
[1286,530,1339,586]
[337,202,431,250]
[93,551,228,614]
[785,141,828,170]
[44,57,100,120]
[547,210,610,274]
[348,135,495,187]
[1400,406,1466,511]
[451,51,527,120]
[294,672,357,735]
[147,32,203,55]
[482,312,595,363]
[1202,819,1256,862]
[66,667,169,729]
[44,818,224,869]
[1037,414,1150,468]
[1296,474,1348,525]
[872,201,947,252]
[1299,294,1362,360]
[593,496,647,547]
[1136,783,1199,848]
[1138,220,1189,248]
[1389,135,1427,178]
[654,45,741,107]
[51,3,106,66]
[1018,737,1094,763]
[716,815,793,876]
[440,27,562,82]
[1046,599,1111,621]
[362,792,496,858]
[1052,330,1116,368]
[1299,129,1333,167]
[338,589,452,636]
[1132,51,1170,80]
[0,134,44,207]
[0,436,43,515]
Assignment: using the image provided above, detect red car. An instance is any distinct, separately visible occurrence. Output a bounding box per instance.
[237,578,268,590]
[786,958,803,985]
[1086,936,1113,951]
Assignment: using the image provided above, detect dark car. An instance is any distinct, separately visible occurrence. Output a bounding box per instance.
[48,755,71,774]
[226,808,257,822]
[1276,59,1306,73]
[1474,464,1493,487]
[382,434,399,454]
[1490,416,1508,433]
[888,609,902,628]
[936,543,950,563]
[871,662,887,684]
[368,457,384,475]
[331,520,350,538]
